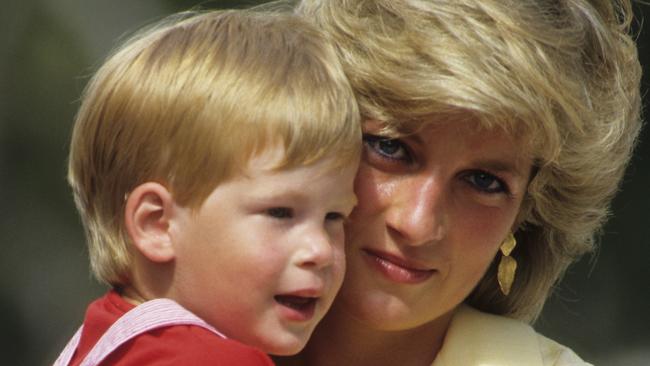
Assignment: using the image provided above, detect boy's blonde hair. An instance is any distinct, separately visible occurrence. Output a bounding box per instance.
[68,9,360,287]
[297,0,642,321]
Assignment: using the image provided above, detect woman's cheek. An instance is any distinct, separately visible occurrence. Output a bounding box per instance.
[351,162,382,215]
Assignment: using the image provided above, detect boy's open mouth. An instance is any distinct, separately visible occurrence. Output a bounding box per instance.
[274,295,317,310]
[274,295,318,321]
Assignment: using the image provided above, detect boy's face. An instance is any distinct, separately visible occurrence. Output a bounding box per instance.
[168,145,358,355]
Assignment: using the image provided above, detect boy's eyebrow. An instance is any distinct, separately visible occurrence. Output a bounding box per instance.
[249,188,358,207]
[249,189,306,201]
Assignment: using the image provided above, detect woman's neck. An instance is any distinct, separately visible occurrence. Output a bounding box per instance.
[279,305,454,366]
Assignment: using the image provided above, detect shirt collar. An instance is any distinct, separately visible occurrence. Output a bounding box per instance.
[432,305,544,366]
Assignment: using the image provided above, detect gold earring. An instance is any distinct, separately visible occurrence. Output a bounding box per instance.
[497,233,517,296]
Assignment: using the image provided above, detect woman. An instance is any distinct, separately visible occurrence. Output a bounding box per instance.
[278,0,642,365]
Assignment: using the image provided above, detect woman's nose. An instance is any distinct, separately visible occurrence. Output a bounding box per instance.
[384,175,447,246]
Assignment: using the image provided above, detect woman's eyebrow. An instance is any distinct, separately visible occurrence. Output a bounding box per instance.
[471,159,527,178]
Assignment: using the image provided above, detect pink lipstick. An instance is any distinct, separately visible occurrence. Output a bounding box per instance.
[362,249,435,284]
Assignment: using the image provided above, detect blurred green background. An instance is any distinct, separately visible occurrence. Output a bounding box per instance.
[0,1,648,365]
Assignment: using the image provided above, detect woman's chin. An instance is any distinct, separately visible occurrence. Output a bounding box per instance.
[333,288,420,331]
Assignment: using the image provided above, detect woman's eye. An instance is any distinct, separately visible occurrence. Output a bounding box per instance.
[267,207,293,219]
[363,134,411,162]
[464,171,507,193]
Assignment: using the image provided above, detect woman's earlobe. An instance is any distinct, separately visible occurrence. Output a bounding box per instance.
[124,182,176,263]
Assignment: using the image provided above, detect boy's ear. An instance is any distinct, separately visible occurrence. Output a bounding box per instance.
[124,182,177,263]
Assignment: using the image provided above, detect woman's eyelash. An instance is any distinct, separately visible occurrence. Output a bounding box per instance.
[463,171,510,194]
[362,134,412,162]
[364,133,513,196]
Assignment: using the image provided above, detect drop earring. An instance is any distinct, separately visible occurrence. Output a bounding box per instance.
[497,233,517,296]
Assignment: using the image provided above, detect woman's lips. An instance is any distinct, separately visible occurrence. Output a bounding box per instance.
[362,249,435,284]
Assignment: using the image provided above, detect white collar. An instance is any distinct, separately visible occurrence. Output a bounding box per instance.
[432,305,544,366]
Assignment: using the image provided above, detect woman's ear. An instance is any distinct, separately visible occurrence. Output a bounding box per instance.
[124,182,177,263]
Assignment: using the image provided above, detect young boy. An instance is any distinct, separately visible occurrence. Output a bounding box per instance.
[54,8,360,365]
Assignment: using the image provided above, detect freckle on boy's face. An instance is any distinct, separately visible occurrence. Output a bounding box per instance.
[167,145,358,355]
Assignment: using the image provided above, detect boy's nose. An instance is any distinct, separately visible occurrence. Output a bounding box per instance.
[296,228,335,269]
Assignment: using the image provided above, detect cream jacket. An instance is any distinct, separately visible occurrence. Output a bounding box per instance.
[432,305,593,366]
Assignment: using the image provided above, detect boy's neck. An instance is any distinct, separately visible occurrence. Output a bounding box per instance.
[278,303,453,366]
[120,252,175,306]
[118,284,151,306]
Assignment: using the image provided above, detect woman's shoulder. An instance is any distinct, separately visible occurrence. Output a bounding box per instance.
[432,305,592,366]
[537,333,592,366]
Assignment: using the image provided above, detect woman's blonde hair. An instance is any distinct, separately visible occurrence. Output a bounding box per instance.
[296,0,642,321]
[68,9,360,287]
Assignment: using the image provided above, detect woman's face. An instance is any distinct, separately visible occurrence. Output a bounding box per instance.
[336,117,532,331]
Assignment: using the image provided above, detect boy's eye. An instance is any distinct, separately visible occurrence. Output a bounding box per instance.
[325,212,345,221]
[464,171,507,193]
[363,134,411,162]
[267,207,293,219]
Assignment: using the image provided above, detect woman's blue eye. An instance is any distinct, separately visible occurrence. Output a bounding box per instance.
[465,172,506,193]
[267,207,293,219]
[363,134,410,161]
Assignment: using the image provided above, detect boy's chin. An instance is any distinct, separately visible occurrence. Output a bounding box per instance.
[260,328,314,356]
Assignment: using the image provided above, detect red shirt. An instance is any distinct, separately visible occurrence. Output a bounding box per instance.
[68,291,275,365]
